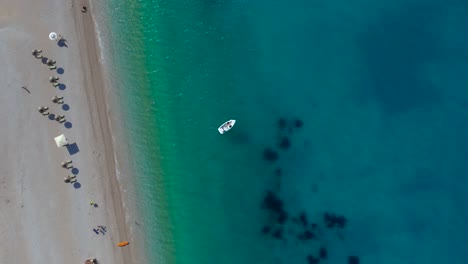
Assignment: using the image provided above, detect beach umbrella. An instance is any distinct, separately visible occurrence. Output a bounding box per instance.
[54,134,68,148]
[49,32,58,41]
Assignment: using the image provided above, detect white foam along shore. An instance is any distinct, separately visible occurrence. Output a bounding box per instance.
[0,0,138,263]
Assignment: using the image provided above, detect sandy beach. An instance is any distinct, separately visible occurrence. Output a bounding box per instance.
[0,0,136,263]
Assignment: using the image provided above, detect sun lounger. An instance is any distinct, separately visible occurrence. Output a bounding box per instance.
[61,162,73,169]
[49,65,57,70]
[85,258,97,264]
[64,175,77,183]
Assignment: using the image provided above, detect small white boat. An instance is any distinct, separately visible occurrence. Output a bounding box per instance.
[218,119,236,134]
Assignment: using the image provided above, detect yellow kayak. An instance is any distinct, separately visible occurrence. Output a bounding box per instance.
[117,241,129,247]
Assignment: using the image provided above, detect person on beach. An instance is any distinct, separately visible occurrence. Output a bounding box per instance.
[46,59,56,66]
[61,160,73,169]
[81,6,88,13]
[55,115,66,123]
[38,106,49,115]
[32,49,42,58]
[52,96,64,104]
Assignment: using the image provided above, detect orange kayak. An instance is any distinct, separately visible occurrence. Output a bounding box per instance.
[117,241,129,247]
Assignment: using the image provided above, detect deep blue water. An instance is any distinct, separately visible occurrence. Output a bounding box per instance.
[99,0,468,263]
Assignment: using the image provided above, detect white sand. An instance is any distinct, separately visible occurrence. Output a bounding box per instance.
[0,0,136,263]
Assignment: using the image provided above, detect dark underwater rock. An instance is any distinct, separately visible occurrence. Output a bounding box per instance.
[278,118,287,130]
[262,226,271,234]
[278,137,291,150]
[272,228,283,239]
[277,211,288,225]
[274,168,282,177]
[336,215,347,228]
[307,255,320,264]
[297,230,315,241]
[262,191,283,212]
[324,212,347,229]
[348,256,359,264]
[319,247,327,259]
[262,191,289,226]
[294,119,303,128]
[303,230,314,240]
[263,148,278,161]
[299,212,308,226]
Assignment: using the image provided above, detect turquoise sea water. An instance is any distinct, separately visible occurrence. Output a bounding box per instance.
[96,0,468,263]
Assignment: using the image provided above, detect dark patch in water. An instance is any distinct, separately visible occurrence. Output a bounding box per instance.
[307,255,320,264]
[272,228,283,240]
[274,168,282,177]
[299,212,308,226]
[348,256,360,264]
[324,212,347,229]
[278,118,287,130]
[263,148,278,161]
[357,3,442,115]
[261,191,288,226]
[298,230,315,240]
[294,119,303,128]
[261,226,271,234]
[319,247,327,259]
[231,131,250,144]
[278,137,291,150]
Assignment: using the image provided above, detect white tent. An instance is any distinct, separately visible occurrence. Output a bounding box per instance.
[54,134,68,148]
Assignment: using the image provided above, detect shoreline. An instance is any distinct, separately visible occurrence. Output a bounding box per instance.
[0,0,140,263]
[71,1,135,263]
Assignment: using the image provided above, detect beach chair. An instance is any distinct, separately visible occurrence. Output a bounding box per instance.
[49,65,57,70]
[52,96,63,103]
[32,49,42,57]
[55,115,66,123]
[38,107,49,115]
[52,82,60,87]
[64,175,76,183]
[61,162,73,169]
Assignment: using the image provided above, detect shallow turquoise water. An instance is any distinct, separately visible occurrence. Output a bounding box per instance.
[98,0,468,263]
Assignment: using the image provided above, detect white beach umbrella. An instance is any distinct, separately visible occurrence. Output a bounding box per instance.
[49,32,58,41]
[54,134,68,148]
